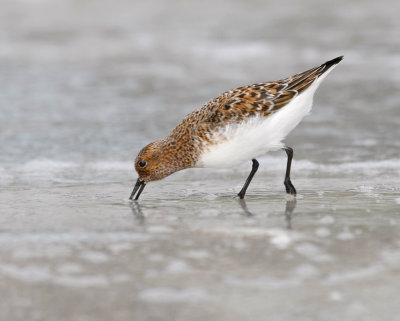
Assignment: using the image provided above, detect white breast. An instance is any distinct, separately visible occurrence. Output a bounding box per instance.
[196,72,332,169]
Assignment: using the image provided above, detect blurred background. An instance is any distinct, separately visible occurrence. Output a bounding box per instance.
[0,0,399,320]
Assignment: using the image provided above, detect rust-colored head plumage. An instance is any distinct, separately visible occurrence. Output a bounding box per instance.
[130,137,197,199]
[134,138,194,183]
[135,141,171,183]
[130,131,203,199]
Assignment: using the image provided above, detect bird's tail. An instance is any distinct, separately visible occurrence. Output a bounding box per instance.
[284,56,344,94]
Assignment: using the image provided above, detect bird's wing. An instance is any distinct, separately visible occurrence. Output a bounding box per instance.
[199,56,343,125]
[172,57,343,142]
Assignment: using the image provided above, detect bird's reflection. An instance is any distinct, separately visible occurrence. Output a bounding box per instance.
[130,201,145,225]
[284,198,297,230]
[238,197,297,229]
[238,199,254,217]
[131,197,297,228]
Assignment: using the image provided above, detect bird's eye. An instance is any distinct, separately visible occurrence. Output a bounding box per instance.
[138,161,147,168]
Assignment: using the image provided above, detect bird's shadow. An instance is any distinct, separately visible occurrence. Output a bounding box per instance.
[238,197,297,229]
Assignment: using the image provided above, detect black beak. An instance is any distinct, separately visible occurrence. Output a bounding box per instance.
[129,178,146,200]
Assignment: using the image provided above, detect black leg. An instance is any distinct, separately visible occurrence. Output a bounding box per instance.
[282,146,296,195]
[238,159,259,199]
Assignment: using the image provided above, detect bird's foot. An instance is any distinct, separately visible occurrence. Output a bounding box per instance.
[284,180,297,196]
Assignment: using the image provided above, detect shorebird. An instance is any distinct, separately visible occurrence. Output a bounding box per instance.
[130,56,343,200]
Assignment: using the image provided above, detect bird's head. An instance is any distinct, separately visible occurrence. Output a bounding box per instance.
[129,140,184,200]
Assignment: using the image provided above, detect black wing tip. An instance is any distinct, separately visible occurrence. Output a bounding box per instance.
[322,56,344,69]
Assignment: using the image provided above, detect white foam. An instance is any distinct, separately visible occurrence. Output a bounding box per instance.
[197,227,301,249]
[315,227,331,238]
[0,263,51,283]
[323,265,385,285]
[1,156,398,186]
[182,250,210,259]
[139,287,210,303]
[20,159,77,172]
[2,159,130,175]
[80,251,109,263]
[295,243,334,262]
[56,263,83,275]
[336,231,355,240]
[0,232,158,244]
[294,264,319,278]
[164,259,191,274]
[109,243,134,254]
[88,161,131,171]
[12,244,71,259]
[0,160,132,185]
[147,226,173,234]
[329,291,343,301]
[319,216,335,224]
[264,158,400,176]
[224,275,301,289]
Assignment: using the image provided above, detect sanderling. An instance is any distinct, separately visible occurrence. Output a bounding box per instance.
[130,56,343,200]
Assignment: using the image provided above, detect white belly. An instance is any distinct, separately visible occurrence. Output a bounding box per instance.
[196,75,328,168]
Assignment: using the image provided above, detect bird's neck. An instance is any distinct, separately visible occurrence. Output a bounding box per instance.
[159,135,201,170]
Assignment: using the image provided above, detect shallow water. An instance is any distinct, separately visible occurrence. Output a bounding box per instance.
[1,0,400,320]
